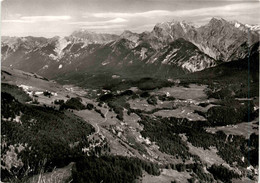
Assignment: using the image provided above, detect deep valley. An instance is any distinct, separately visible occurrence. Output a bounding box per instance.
[1,17,259,183]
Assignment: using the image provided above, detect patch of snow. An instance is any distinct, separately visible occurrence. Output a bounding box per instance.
[180,22,187,33]
[19,85,33,91]
[245,24,260,33]
[162,49,179,64]
[235,22,241,28]
[140,47,148,60]
[181,55,216,72]
[137,135,151,145]
[247,165,254,170]
[102,61,110,66]
[27,91,33,96]
[42,65,49,69]
[49,54,57,60]
[117,132,122,137]
[112,75,120,78]
[81,42,89,48]
[35,91,43,95]
[58,64,63,69]
[162,55,170,64]
[144,138,151,145]
[150,58,157,64]
[193,43,216,59]
[51,92,58,96]
[181,62,198,72]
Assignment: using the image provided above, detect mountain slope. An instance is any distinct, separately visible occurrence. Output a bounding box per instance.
[146,38,217,72]
[145,18,259,61]
[193,18,259,61]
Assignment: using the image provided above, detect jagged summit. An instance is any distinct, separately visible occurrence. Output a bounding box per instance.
[121,30,135,35]
[120,30,139,43]
[70,29,119,44]
[209,17,227,23]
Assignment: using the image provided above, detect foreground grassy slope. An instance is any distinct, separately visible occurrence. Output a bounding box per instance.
[1,84,94,181]
[1,83,32,103]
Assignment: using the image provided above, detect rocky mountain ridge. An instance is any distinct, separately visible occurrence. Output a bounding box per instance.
[1,18,259,80]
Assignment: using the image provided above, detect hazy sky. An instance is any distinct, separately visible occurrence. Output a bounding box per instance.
[1,0,260,37]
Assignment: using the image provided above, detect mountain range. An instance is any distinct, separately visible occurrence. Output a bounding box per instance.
[1,17,259,85]
[1,17,260,183]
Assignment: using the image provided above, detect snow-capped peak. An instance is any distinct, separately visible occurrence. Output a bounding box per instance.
[245,24,260,32]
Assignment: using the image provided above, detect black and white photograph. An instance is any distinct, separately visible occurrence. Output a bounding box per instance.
[1,0,259,182]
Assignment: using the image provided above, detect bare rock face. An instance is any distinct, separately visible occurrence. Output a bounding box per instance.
[120,30,139,44]
[227,42,250,61]
[137,20,195,50]
[147,38,216,72]
[193,18,259,61]
[140,18,259,61]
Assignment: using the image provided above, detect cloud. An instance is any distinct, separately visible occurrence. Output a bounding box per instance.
[80,24,126,30]
[69,18,127,25]
[2,16,71,23]
[74,3,260,33]
[2,19,34,23]
[2,2,259,37]
[21,16,71,21]
[84,10,173,19]
[108,18,128,23]
[170,3,260,25]
[172,3,259,17]
[83,3,259,24]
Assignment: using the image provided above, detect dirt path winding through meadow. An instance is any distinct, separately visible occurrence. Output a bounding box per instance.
[73,104,109,139]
